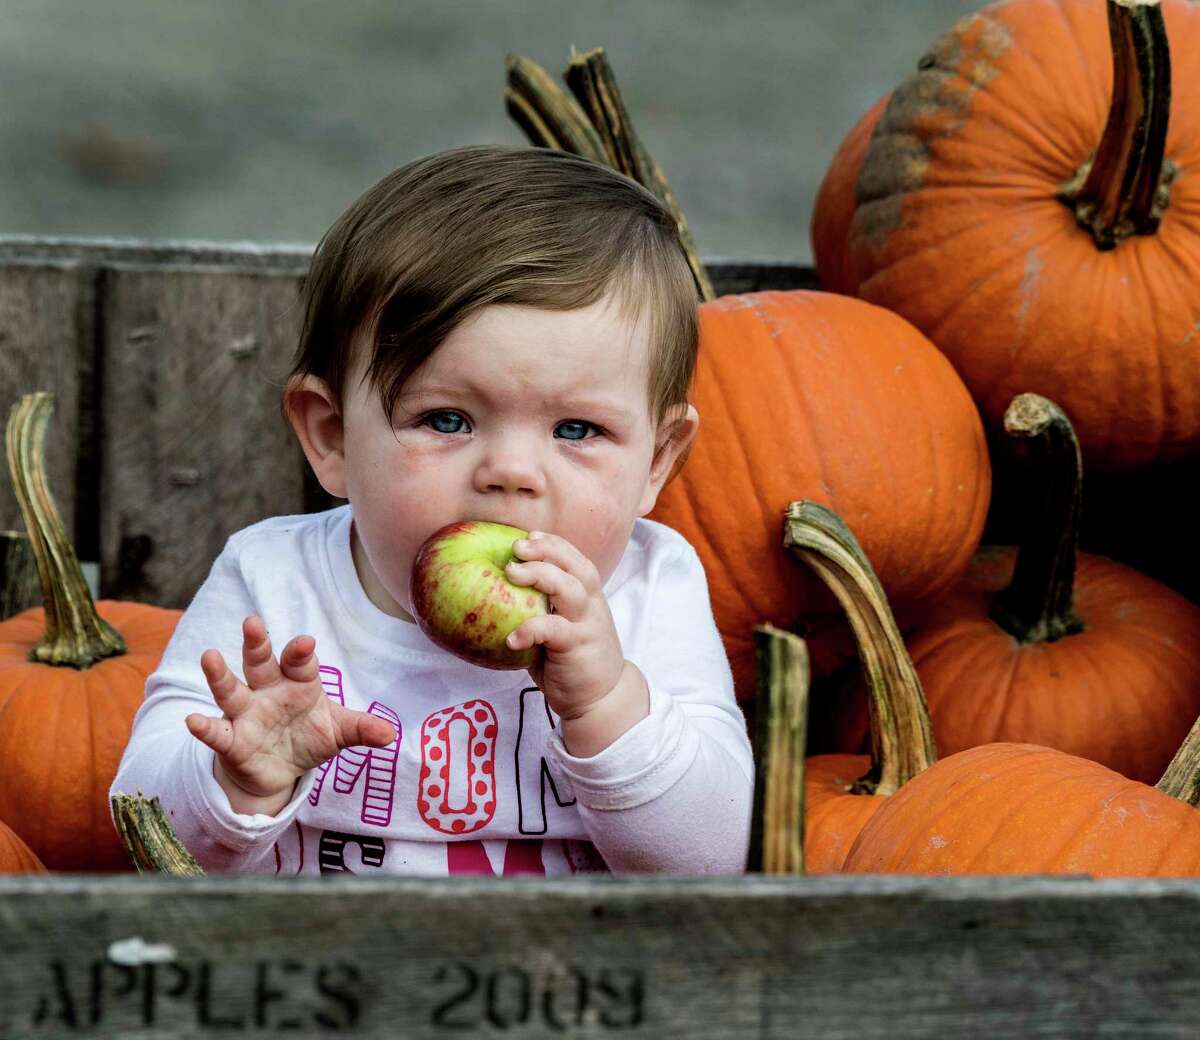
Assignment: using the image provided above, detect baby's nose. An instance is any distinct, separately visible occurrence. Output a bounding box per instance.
[473,446,546,497]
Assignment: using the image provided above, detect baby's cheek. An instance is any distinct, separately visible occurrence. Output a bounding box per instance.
[568,505,635,587]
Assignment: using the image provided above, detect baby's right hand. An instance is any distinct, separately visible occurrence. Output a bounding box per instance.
[185,615,396,814]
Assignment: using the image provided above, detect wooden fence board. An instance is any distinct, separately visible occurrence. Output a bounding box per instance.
[0,261,94,547]
[98,265,308,606]
[0,873,1197,1038]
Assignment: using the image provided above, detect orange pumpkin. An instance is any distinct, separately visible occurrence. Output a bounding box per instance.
[0,817,46,874]
[0,394,181,871]
[843,740,1200,877]
[649,290,991,700]
[827,395,1200,783]
[841,0,1200,472]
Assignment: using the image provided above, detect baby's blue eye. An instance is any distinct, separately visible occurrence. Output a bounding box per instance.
[424,410,469,434]
[555,420,599,441]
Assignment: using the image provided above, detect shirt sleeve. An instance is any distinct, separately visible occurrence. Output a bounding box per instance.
[107,535,316,874]
[544,537,755,874]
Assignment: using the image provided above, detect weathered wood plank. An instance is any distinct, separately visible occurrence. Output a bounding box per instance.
[0,873,1196,1038]
[0,235,311,275]
[0,261,94,548]
[98,266,309,606]
[0,236,817,293]
[0,238,817,294]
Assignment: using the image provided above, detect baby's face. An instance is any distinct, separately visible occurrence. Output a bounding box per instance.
[338,290,685,623]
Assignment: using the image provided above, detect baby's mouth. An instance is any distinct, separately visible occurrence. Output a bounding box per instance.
[475,516,538,534]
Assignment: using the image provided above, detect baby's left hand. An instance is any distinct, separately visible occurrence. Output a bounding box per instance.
[503,532,626,720]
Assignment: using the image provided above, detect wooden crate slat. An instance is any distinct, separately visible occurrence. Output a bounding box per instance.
[0,261,95,549]
[0,873,1197,1038]
[98,266,309,606]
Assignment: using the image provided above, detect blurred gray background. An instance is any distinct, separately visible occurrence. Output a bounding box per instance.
[0,0,983,263]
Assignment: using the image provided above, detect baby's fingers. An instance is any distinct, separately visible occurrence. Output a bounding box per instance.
[279,634,320,685]
[507,613,575,655]
[333,704,398,751]
[241,615,283,689]
[200,648,253,717]
[185,710,236,756]
[506,559,587,620]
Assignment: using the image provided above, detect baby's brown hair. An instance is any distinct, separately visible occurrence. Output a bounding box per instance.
[287,144,699,429]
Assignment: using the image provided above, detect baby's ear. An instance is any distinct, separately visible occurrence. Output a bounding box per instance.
[284,375,348,499]
[638,404,699,516]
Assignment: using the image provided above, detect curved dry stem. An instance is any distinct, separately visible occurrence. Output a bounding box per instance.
[562,47,714,302]
[783,501,936,795]
[990,393,1085,644]
[504,54,609,162]
[1058,0,1174,248]
[5,392,125,668]
[1157,712,1200,806]
[748,624,809,875]
[111,793,206,876]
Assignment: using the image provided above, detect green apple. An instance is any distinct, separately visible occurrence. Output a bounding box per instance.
[409,520,549,669]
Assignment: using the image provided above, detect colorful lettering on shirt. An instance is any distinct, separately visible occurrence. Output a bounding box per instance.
[304,667,583,854]
[318,830,387,874]
[418,700,498,834]
[515,686,576,834]
[446,838,545,875]
[309,665,402,825]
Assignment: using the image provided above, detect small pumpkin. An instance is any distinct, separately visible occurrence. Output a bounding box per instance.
[843,0,1200,471]
[0,393,181,871]
[0,817,46,874]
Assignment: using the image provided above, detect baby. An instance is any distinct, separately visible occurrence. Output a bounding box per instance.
[110,144,754,876]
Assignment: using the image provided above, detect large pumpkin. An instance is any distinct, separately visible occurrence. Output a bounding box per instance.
[0,393,181,871]
[649,290,991,699]
[843,0,1200,471]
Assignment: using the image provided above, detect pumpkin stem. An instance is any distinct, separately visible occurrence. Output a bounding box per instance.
[1057,0,1175,250]
[111,793,206,876]
[783,501,936,796]
[504,54,610,163]
[5,392,125,668]
[747,624,809,875]
[990,394,1086,644]
[1156,712,1200,804]
[504,47,715,302]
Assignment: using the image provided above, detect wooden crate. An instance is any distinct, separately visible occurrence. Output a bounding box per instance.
[2,873,1200,1038]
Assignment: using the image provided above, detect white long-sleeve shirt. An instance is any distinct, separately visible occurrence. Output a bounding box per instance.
[109,506,754,876]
